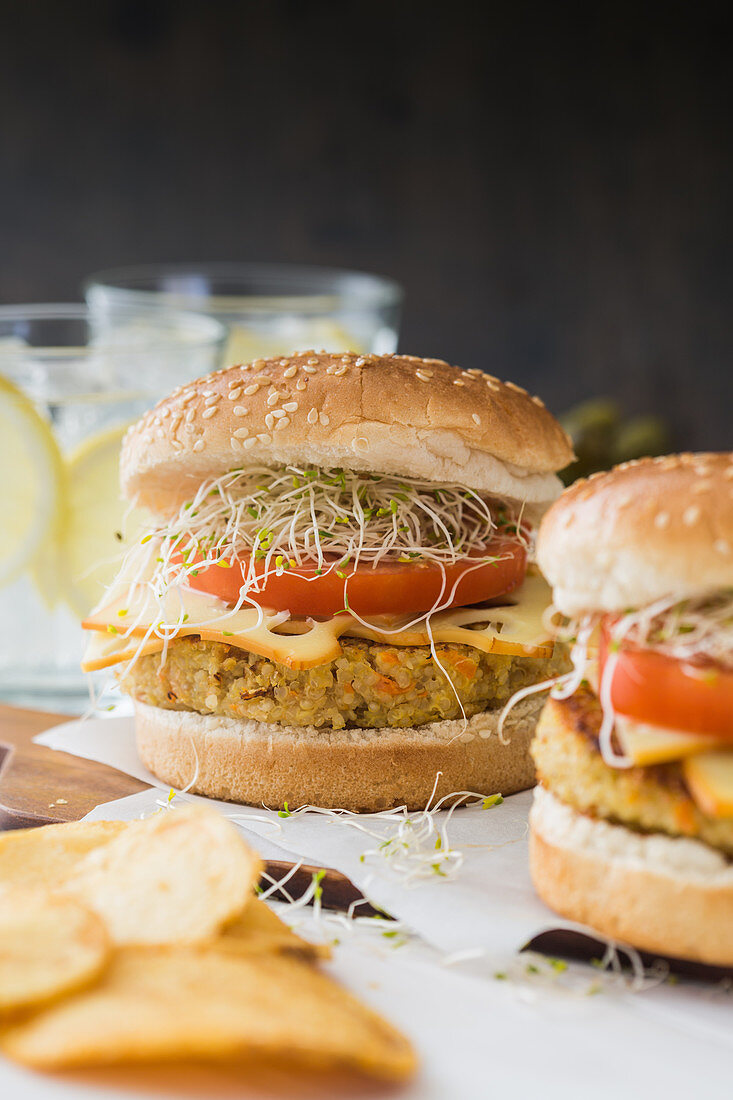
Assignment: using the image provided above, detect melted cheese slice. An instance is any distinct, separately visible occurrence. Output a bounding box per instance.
[613,717,733,819]
[82,571,555,673]
[683,753,733,818]
[615,715,731,766]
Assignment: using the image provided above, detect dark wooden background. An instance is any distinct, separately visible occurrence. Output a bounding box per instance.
[1,1,731,448]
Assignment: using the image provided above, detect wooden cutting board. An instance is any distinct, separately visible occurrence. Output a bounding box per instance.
[0,704,370,912]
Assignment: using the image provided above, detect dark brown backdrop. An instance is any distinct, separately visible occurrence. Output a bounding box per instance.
[1,1,731,447]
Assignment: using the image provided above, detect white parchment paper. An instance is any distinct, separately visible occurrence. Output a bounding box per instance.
[36,715,565,957]
[32,715,733,1078]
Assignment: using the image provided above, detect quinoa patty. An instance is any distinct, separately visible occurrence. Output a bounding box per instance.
[532,688,733,855]
[121,636,568,731]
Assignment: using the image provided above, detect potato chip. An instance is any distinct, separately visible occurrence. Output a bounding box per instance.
[66,805,261,945]
[1,945,416,1081]
[0,892,109,1017]
[0,821,124,896]
[216,898,331,961]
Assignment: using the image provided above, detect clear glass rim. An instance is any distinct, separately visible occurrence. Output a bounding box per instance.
[84,261,404,316]
[0,302,226,354]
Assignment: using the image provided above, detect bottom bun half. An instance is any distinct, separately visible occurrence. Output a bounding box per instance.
[530,786,733,966]
[134,697,543,813]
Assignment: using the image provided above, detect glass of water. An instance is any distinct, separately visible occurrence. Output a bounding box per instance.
[84,262,403,363]
[0,304,225,710]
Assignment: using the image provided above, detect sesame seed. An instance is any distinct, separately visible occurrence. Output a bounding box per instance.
[282,401,298,412]
[271,408,286,418]
[319,411,330,426]
[185,408,196,423]
[242,437,257,450]
[204,395,220,406]
[307,357,319,366]
[171,440,184,451]
[465,368,483,378]
[505,381,528,395]
[233,427,249,439]
[243,383,260,395]
[267,391,281,407]
[486,380,500,391]
[531,395,545,407]
[714,539,731,555]
[228,387,242,400]
[472,413,481,425]
[205,694,217,709]
[192,439,205,452]
[453,379,465,386]
[257,433,272,444]
[283,365,298,378]
[295,379,308,391]
[355,357,367,367]
[265,412,275,430]
[654,511,670,529]
[693,480,712,493]
[275,417,290,430]
[230,438,241,452]
[415,370,432,382]
[303,365,317,373]
[307,408,318,425]
[202,390,216,397]
[683,506,700,526]
[153,416,161,426]
[333,365,348,376]
[155,427,164,439]
[233,406,248,416]
[253,359,266,369]
[279,359,290,367]
[202,406,218,419]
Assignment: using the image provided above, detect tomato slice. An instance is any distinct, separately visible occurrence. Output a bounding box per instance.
[600,620,733,739]
[184,537,527,617]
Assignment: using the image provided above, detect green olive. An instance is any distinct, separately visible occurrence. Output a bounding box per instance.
[610,416,671,465]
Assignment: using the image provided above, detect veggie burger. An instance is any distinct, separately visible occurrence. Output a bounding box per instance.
[83,352,572,811]
[531,453,733,965]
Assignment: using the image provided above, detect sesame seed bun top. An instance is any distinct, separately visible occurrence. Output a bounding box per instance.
[121,351,574,514]
[537,453,733,615]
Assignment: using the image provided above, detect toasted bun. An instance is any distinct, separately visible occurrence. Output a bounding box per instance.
[537,453,733,614]
[530,786,733,966]
[133,696,544,812]
[121,352,573,514]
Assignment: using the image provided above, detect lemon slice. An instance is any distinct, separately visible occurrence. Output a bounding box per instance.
[0,374,64,589]
[62,424,149,618]
[224,320,364,365]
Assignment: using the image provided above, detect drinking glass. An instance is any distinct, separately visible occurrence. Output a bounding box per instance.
[84,262,403,363]
[0,304,225,709]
